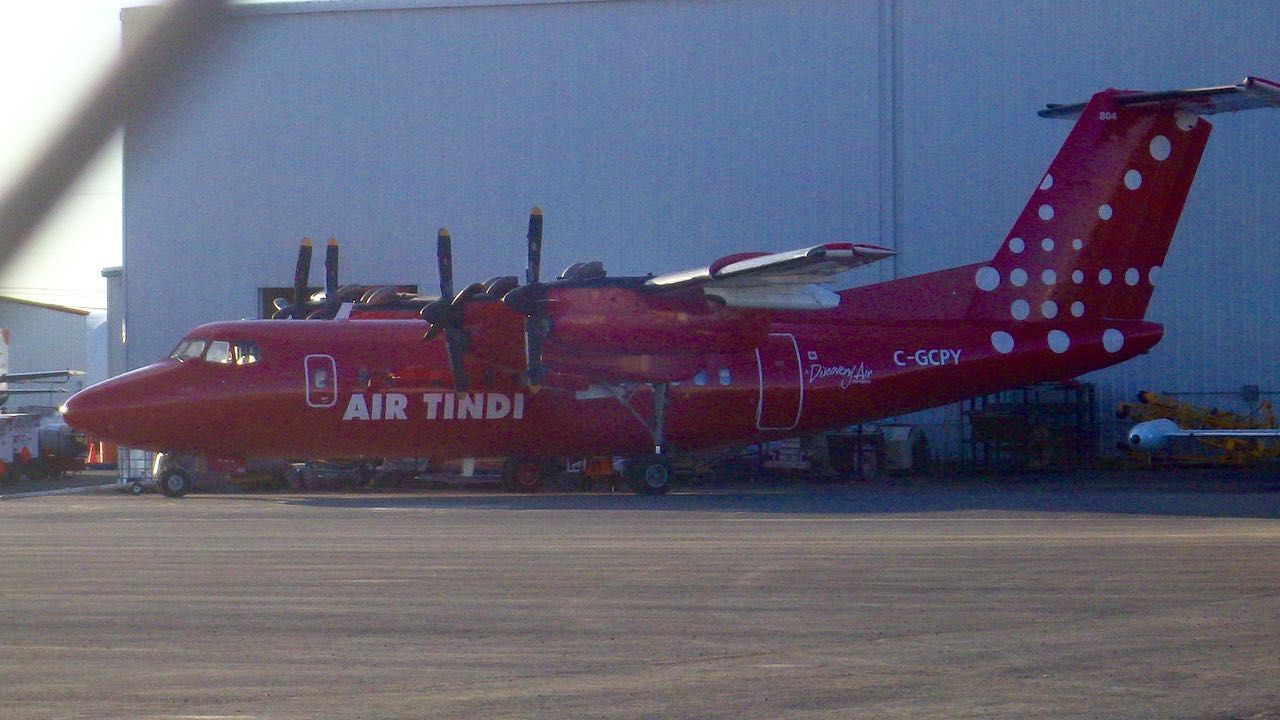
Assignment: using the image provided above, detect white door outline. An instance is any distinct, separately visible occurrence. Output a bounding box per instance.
[305,354,338,408]
[755,333,803,431]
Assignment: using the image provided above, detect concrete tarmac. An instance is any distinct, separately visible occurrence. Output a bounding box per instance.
[2,477,1279,719]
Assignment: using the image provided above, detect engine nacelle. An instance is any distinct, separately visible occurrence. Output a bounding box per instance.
[1127,418,1181,452]
[544,286,768,355]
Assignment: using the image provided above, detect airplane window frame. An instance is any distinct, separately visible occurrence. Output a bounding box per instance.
[205,340,233,364]
[233,341,260,366]
[170,339,207,362]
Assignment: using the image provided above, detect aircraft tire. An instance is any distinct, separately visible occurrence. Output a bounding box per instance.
[625,455,672,496]
[158,468,193,498]
[502,459,543,494]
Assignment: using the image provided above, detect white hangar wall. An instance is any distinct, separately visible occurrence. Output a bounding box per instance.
[0,298,89,412]
[122,1,1280,448]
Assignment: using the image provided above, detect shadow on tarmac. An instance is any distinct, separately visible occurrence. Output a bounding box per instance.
[277,470,1280,519]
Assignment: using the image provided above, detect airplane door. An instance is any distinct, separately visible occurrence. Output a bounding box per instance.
[755,333,803,430]
[305,354,338,408]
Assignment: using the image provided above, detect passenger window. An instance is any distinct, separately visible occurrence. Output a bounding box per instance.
[693,369,708,386]
[718,368,732,386]
[205,340,233,364]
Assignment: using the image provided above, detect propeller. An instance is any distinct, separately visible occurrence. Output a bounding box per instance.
[421,228,455,340]
[322,237,340,316]
[422,209,553,390]
[504,207,550,386]
[421,228,473,390]
[272,235,407,318]
[270,238,314,319]
[526,206,542,286]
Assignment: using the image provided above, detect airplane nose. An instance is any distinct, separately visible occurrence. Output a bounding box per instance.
[60,363,174,445]
[59,361,211,453]
[60,383,120,441]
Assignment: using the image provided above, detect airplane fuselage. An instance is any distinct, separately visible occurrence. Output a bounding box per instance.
[65,270,1161,464]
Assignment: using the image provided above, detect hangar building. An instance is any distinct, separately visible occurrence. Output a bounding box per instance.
[118,0,1280,455]
[0,297,88,412]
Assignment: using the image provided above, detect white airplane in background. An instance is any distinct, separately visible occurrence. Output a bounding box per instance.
[1127,419,1280,452]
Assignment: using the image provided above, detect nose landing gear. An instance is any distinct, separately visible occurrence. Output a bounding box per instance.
[158,467,193,498]
[623,453,672,495]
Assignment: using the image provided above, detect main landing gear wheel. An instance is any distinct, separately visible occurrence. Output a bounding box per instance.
[158,468,193,498]
[501,459,543,493]
[625,455,672,496]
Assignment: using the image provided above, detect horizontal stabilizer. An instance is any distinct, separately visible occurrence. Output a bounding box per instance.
[1039,76,1280,119]
[646,242,894,310]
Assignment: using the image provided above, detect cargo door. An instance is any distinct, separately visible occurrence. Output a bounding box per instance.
[755,333,803,430]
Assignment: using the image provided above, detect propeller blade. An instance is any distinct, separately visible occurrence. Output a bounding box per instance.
[421,277,484,392]
[324,238,339,314]
[526,207,542,285]
[445,328,469,391]
[437,228,454,301]
[524,316,546,386]
[292,238,313,318]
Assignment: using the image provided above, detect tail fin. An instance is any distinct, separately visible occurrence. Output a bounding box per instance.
[967,76,1280,323]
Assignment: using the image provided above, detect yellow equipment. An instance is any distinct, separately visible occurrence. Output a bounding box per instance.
[1118,391,1278,465]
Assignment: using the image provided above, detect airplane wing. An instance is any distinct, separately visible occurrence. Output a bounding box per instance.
[1040,75,1280,119]
[1,370,84,384]
[643,242,895,310]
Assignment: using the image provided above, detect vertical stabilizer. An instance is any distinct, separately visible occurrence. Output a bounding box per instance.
[966,90,1212,323]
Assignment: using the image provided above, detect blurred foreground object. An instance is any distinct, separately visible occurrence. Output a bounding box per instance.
[0,0,228,269]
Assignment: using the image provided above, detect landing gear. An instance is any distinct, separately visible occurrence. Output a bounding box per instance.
[158,468,193,498]
[605,382,679,496]
[502,458,544,493]
[624,454,672,495]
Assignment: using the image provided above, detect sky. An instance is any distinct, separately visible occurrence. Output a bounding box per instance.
[0,0,130,311]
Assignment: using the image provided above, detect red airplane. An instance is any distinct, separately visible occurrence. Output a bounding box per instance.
[62,77,1280,497]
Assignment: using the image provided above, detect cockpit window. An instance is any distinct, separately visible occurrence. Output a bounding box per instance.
[206,340,233,364]
[170,339,207,362]
[169,339,260,365]
[233,342,260,365]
